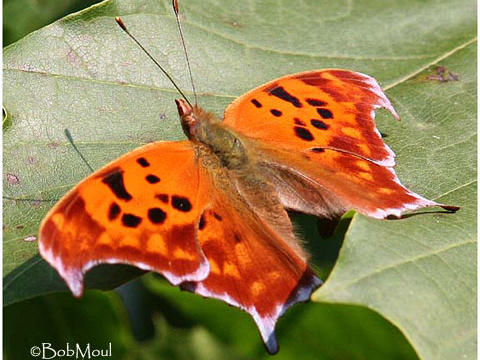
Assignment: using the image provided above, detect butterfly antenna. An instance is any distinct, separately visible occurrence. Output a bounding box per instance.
[64,129,94,173]
[115,17,193,108]
[172,0,198,105]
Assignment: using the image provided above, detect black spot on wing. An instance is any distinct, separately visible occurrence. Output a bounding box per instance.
[155,193,169,203]
[269,86,302,108]
[122,213,142,228]
[137,157,150,167]
[148,208,167,224]
[108,202,121,220]
[234,233,242,243]
[317,108,333,119]
[270,109,282,117]
[251,99,262,108]
[311,148,325,153]
[306,98,327,106]
[310,119,329,130]
[102,169,132,201]
[294,118,306,126]
[146,174,161,184]
[172,195,192,212]
[199,213,206,230]
[213,212,223,221]
[294,126,314,141]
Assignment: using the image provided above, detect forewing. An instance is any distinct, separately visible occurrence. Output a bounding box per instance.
[39,141,209,296]
[224,69,398,166]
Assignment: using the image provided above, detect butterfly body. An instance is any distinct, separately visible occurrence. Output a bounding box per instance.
[177,100,249,171]
[39,69,458,354]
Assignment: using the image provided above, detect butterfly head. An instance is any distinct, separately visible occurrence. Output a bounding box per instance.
[176,98,200,138]
[176,99,216,139]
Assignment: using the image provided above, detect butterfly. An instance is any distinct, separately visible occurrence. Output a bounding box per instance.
[37,14,458,355]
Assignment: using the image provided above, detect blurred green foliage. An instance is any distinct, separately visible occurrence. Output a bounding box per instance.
[4,278,419,360]
[3,0,102,46]
[4,291,132,360]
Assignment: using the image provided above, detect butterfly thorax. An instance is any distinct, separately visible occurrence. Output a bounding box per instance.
[176,99,247,170]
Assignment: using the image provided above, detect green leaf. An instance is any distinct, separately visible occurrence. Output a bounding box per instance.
[3,0,475,358]
[3,255,145,306]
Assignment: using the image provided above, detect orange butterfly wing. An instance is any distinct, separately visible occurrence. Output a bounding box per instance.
[182,165,321,353]
[224,69,398,166]
[39,141,210,296]
[223,69,456,218]
[39,139,320,353]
